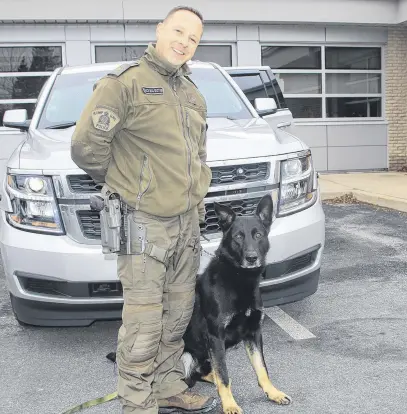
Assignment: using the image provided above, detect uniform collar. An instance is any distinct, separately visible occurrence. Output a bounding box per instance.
[143,43,191,77]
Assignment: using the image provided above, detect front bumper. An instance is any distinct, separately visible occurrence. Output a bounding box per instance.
[0,193,325,326]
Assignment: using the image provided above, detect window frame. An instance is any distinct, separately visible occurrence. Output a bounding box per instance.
[92,43,149,64]
[261,42,385,122]
[259,69,288,110]
[0,42,66,132]
[91,42,237,66]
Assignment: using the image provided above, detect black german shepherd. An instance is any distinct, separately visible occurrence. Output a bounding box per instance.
[107,194,291,413]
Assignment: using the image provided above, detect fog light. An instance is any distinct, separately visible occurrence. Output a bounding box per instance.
[26,201,54,218]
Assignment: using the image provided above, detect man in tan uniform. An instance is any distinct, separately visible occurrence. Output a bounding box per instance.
[71,6,216,414]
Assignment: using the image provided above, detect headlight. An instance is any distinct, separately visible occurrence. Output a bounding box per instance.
[6,174,65,235]
[277,151,318,217]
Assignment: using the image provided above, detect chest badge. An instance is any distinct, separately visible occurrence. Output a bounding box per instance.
[142,87,164,95]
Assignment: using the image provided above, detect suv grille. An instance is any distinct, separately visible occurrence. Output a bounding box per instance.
[77,210,101,239]
[211,163,268,185]
[200,197,263,234]
[77,197,263,239]
[67,163,269,194]
[67,175,102,193]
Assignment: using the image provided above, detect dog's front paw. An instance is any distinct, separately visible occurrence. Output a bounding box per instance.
[223,403,243,414]
[265,388,292,405]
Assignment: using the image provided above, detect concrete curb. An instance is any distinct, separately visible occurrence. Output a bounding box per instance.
[322,189,407,213]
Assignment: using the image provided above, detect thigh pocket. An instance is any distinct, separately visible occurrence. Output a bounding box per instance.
[119,212,172,294]
[118,253,167,303]
[121,305,163,366]
[171,236,201,286]
[117,254,143,292]
[164,288,195,343]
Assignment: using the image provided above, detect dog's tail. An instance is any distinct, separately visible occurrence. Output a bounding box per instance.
[181,352,199,388]
[181,352,197,378]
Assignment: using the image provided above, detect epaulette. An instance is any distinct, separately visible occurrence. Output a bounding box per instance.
[107,60,140,77]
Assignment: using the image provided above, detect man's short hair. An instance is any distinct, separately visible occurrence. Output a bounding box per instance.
[164,5,204,24]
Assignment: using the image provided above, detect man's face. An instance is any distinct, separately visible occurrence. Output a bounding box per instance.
[155,10,203,67]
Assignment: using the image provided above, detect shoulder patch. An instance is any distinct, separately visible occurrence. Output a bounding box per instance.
[108,61,140,77]
[92,107,120,132]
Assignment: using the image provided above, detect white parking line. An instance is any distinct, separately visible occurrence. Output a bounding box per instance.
[264,306,316,340]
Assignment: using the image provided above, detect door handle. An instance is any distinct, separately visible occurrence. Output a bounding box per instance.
[277,121,291,128]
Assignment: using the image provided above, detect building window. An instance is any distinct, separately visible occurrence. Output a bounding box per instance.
[0,46,63,127]
[95,45,148,63]
[192,45,232,66]
[325,47,382,118]
[261,45,383,119]
[94,44,233,66]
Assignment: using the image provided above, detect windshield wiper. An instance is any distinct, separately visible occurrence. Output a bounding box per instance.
[209,116,238,120]
[46,121,76,129]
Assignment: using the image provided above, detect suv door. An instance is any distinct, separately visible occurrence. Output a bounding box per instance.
[225,66,294,131]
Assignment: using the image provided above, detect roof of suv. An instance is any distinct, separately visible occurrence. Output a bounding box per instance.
[60,60,215,75]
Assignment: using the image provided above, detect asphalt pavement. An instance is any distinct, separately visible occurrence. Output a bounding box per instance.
[1,202,407,414]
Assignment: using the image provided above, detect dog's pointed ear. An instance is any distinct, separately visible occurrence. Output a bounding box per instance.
[214,202,236,231]
[256,194,273,231]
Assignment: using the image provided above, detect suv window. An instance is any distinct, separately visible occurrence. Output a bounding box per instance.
[229,69,288,110]
[230,73,268,107]
[260,70,287,109]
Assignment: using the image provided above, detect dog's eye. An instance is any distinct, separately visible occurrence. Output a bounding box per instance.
[235,234,243,240]
[255,232,263,239]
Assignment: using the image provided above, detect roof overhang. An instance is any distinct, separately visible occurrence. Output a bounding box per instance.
[1,0,407,26]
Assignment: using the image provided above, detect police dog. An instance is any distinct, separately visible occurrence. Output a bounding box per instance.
[106,194,291,413]
[180,194,292,413]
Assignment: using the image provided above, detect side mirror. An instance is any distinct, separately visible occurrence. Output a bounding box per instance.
[3,109,30,131]
[254,97,278,116]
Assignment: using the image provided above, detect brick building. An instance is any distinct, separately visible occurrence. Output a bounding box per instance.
[1,0,407,172]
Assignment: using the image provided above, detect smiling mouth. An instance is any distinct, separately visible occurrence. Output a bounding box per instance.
[172,48,185,56]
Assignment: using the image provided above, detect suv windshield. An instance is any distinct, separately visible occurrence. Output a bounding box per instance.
[37,71,107,129]
[37,66,253,129]
[189,68,252,119]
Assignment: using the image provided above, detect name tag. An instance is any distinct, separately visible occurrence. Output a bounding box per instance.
[142,87,164,95]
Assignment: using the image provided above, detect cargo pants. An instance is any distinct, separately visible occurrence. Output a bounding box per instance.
[116,206,201,413]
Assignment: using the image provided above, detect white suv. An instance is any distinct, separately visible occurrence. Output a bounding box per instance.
[0,61,325,327]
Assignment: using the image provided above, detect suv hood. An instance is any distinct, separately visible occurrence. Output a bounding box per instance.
[205,117,304,160]
[16,118,305,170]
